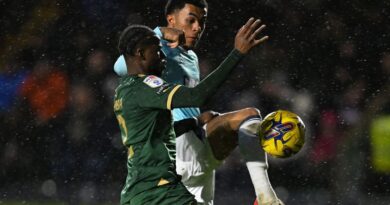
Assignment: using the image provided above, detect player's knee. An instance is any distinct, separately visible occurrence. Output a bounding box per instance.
[228,108,261,131]
[239,107,261,119]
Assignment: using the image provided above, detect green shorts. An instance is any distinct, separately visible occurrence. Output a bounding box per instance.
[122,182,196,205]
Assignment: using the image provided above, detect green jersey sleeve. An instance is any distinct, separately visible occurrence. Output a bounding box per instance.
[132,75,182,110]
[171,49,243,108]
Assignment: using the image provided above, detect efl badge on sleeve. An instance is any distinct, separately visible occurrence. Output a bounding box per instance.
[143,75,164,88]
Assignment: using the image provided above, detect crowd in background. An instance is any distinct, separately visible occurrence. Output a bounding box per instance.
[1,0,390,204]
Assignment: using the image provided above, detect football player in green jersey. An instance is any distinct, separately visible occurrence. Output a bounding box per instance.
[114,1,283,204]
[114,18,268,205]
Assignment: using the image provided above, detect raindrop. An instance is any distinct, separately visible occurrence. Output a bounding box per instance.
[41,179,57,197]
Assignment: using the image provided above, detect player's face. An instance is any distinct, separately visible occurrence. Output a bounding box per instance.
[167,3,207,49]
[143,36,166,76]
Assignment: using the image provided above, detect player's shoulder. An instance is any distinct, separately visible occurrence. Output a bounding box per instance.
[117,75,169,98]
[140,75,165,88]
[115,75,161,99]
[116,75,144,95]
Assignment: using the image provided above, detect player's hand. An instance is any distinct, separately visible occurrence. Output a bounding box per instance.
[197,111,220,126]
[234,17,269,54]
[160,27,186,48]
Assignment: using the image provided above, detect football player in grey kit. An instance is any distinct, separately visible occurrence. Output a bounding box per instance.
[114,0,282,204]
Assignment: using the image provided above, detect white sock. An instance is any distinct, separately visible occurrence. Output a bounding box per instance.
[238,118,278,204]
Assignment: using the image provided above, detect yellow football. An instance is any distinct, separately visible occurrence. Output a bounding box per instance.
[259,110,306,158]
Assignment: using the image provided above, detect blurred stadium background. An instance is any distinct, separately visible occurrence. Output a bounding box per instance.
[1,0,390,204]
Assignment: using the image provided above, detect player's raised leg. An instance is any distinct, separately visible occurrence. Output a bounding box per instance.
[205,107,281,205]
[206,107,260,160]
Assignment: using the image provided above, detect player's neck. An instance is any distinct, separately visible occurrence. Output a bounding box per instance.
[127,65,147,75]
[127,67,146,76]
[125,59,146,76]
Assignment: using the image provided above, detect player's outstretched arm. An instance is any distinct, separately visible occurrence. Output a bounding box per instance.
[171,18,268,108]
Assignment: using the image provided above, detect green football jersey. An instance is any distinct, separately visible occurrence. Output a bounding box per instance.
[113,74,195,204]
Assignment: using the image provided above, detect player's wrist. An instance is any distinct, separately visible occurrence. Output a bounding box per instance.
[159,27,168,39]
[232,48,245,58]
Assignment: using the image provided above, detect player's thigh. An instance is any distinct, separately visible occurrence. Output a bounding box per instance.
[206,107,261,160]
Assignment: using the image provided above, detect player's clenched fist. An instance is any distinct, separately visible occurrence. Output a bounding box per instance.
[234,17,269,54]
[160,27,186,48]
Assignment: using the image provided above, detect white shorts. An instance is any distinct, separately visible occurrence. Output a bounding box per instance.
[175,125,222,205]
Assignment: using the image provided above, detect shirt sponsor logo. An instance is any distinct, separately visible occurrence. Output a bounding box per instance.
[143,75,164,88]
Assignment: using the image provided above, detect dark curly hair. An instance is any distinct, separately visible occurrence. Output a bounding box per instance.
[118,25,156,56]
[165,0,208,16]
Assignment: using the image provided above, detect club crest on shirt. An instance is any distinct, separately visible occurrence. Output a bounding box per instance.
[143,75,164,88]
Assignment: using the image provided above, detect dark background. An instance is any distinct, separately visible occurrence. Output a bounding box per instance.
[1,0,390,204]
